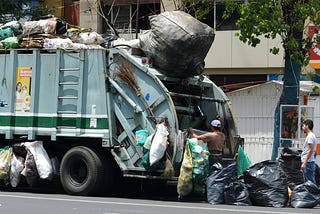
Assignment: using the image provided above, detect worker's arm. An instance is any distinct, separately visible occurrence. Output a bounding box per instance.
[192,132,200,139]
[191,129,206,140]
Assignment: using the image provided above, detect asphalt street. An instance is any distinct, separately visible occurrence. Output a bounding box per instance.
[0,191,319,214]
[0,178,319,214]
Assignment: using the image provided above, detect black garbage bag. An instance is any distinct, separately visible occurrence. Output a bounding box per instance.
[12,143,27,158]
[224,180,252,206]
[56,18,68,35]
[139,11,215,78]
[207,162,237,204]
[291,180,320,208]
[21,149,38,187]
[279,148,320,188]
[243,160,288,207]
[316,164,320,187]
[278,148,304,190]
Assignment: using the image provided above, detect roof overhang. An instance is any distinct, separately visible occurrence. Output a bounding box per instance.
[102,0,160,6]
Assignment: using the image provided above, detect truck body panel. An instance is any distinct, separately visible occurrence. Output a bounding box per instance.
[0,49,109,140]
[0,46,240,194]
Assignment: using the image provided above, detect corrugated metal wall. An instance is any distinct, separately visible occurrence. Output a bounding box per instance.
[227,81,320,164]
[228,82,281,141]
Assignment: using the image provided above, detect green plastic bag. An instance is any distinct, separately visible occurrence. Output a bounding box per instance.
[0,146,13,180]
[135,129,149,146]
[188,138,209,196]
[237,145,252,176]
[1,37,19,49]
[0,27,14,41]
[141,150,164,171]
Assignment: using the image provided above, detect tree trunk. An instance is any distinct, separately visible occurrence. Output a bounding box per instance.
[271,54,301,160]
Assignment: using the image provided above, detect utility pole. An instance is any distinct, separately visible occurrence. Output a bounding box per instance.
[135,0,140,39]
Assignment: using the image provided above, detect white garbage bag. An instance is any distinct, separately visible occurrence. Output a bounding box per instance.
[24,141,53,180]
[10,154,25,187]
[149,123,169,166]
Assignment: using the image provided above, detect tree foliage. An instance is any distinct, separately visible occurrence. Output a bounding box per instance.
[0,0,30,22]
[223,0,320,66]
[0,0,55,23]
[181,0,320,65]
[180,0,215,21]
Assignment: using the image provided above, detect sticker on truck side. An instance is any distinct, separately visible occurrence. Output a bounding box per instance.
[15,67,32,113]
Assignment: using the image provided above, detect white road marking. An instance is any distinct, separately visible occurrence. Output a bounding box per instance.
[0,193,312,214]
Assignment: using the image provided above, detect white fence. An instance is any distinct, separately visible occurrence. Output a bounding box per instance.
[243,138,320,166]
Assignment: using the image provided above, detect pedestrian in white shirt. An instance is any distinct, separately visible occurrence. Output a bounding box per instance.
[301,119,317,185]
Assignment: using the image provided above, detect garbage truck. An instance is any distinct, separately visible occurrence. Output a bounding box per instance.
[0,10,243,195]
[0,46,240,195]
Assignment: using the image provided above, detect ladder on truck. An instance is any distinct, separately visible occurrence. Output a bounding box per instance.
[55,50,84,138]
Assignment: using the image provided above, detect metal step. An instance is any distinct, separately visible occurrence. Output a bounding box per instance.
[56,126,77,129]
[58,82,78,86]
[59,68,80,72]
[58,96,78,99]
[57,110,77,114]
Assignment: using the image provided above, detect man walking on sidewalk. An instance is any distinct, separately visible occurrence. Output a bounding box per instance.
[301,119,317,184]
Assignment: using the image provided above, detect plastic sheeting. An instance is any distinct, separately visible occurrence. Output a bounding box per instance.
[291,180,320,208]
[237,145,251,176]
[224,180,252,206]
[278,148,304,190]
[243,160,289,207]
[139,11,215,78]
[207,163,238,204]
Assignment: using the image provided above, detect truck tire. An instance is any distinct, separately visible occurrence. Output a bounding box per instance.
[60,146,106,195]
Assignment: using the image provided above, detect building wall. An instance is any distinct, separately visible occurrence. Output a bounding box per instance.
[79,0,101,31]
[204,31,284,75]
[161,0,179,11]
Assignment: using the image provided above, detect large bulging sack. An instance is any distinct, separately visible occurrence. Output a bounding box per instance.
[243,160,289,208]
[290,181,320,208]
[24,141,53,180]
[139,11,215,78]
[207,163,238,204]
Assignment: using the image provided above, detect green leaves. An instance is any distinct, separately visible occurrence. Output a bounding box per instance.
[180,0,320,66]
[181,0,214,21]
[270,47,280,55]
[0,0,54,22]
[0,0,31,22]
[232,0,320,66]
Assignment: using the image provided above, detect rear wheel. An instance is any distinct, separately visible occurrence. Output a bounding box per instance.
[60,146,111,195]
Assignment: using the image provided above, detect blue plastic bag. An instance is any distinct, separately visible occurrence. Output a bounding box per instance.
[135,129,149,146]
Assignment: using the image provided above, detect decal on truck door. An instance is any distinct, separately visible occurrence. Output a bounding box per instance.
[15,67,32,113]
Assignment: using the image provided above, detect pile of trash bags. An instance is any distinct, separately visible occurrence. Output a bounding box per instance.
[0,141,58,188]
[206,157,320,208]
[0,18,106,50]
[139,11,215,78]
[178,145,320,208]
